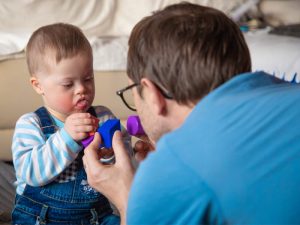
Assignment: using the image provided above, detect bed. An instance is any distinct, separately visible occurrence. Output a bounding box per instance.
[1,0,300,223]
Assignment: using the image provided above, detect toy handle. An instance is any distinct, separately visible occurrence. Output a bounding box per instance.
[126,115,145,136]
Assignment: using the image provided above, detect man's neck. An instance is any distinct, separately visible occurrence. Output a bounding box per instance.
[167,101,194,131]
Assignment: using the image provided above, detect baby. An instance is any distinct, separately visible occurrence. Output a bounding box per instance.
[11,23,130,225]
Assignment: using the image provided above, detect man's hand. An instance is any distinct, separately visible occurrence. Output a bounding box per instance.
[64,113,99,141]
[134,137,155,162]
[83,131,135,224]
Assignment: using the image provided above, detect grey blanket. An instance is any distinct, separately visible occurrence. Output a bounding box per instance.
[0,161,15,223]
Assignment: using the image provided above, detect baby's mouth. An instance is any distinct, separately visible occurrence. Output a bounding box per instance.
[76,99,89,109]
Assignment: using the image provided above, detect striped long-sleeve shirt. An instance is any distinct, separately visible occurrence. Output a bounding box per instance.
[12,105,132,195]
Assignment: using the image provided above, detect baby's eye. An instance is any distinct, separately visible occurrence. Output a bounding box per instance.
[85,76,94,82]
[62,83,73,88]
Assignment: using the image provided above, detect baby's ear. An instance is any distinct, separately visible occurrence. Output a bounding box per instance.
[30,76,43,95]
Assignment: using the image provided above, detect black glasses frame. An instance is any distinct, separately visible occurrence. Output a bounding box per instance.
[116,82,173,111]
[116,83,139,111]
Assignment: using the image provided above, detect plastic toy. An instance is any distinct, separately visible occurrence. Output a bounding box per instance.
[81,119,121,148]
[126,115,145,136]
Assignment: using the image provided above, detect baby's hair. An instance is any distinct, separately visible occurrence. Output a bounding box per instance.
[26,23,92,76]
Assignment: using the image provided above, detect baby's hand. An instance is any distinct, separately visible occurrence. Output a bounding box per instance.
[134,136,155,162]
[64,113,99,142]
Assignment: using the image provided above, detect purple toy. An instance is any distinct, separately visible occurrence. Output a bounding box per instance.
[81,135,94,147]
[126,115,145,136]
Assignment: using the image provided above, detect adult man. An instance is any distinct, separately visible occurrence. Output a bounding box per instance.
[83,2,300,224]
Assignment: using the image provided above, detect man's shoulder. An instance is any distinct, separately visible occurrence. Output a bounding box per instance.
[196,71,300,116]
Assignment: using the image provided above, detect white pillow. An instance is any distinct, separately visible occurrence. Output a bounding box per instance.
[0,0,116,37]
[245,29,300,83]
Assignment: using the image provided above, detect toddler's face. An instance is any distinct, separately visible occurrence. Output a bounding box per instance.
[37,53,95,121]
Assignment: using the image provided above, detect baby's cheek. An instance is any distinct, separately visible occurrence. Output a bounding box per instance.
[56,96,74,111]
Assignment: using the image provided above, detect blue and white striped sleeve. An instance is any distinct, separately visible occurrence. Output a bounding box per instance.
[12,113,82,187]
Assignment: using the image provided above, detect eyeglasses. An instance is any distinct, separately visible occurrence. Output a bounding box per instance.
[116,83,139,111]
[116,82,173,111]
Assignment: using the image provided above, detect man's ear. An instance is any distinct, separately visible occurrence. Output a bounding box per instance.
[30,76,44,95]
[140,78,167,115]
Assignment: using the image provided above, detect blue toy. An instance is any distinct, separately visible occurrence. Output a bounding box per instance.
[81,119,121,149]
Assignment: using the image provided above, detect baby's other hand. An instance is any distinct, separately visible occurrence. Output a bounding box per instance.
[134,137,155,162]
[64,113,99,142]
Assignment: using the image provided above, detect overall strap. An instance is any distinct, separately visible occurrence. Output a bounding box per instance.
[34,107,56,137]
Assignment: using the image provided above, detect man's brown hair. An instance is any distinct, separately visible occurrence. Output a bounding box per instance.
[127,2,251,105]
[26,23,92,76]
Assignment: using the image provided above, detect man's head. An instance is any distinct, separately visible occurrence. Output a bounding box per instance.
[126,2,251,142]
[27,23,95,121]
[127,2,251,106]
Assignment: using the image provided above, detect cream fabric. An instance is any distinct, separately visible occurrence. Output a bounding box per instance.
[0,0,115,37]
[260,0,300,26]
[0,0,249,61]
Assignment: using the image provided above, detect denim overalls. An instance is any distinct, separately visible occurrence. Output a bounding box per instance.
[12,107,119,225]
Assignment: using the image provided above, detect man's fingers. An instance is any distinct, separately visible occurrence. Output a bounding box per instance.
[83,132,102,169]
[135,149,148,162]
[112,131,130,164]
[134,140,149,152]
[91,132,102,148]
[133,140,155,162]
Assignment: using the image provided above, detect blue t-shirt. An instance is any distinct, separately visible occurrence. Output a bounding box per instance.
[127,71,300,224]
